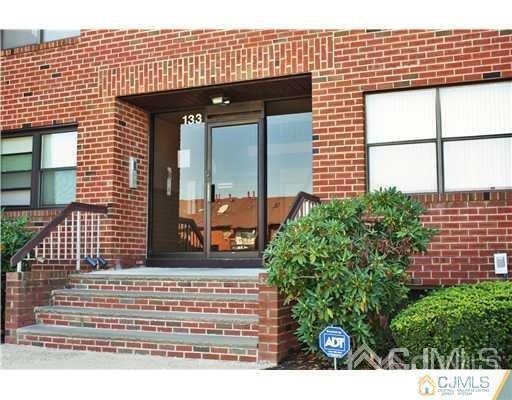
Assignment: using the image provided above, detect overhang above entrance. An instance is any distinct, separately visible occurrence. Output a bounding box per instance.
[120,74,311,112]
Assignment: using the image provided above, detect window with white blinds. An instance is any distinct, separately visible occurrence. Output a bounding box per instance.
[1,129,77,208]
[1,136,33,206]
[366,81,512,193]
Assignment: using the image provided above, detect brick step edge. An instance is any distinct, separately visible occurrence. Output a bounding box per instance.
[35,306,258,336]
[68,283,258,295]
[71,272,260,282]
[53,289,258,303]
[52,297,257,315]
[17,325,258,362]
[51,289,258,314]
[36,306,258,324]
[18,324,257,347]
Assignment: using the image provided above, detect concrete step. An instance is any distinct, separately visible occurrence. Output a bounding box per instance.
[17,324,258,362]
[72,268,262,282]
[52,289,258,314]
[35,306,258,336]
[68,273,258,295]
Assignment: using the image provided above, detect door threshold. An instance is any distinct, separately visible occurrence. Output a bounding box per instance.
[145,257,264,268]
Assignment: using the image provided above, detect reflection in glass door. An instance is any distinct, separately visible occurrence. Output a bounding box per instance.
[208,123,259,254]
[151,112,205,254]
[150,99,313,260]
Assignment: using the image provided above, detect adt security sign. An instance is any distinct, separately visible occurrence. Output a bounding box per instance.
[319,326,350,361]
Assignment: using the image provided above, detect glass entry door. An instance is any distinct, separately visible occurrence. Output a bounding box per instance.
[149,99,312,262]
[207,122,260,256]
[151,111,206,255]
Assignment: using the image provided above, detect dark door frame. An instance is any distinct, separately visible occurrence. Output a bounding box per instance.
[147,104,268,265]
[205,116,266,259]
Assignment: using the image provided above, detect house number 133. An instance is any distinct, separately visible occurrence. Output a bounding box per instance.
[182,113,203,125]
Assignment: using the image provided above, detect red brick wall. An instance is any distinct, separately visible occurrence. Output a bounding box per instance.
[3,209,62,232]
[411,191,512,286]
[257,273,298,363]
[1,29,511,281]
[4,270,70,343]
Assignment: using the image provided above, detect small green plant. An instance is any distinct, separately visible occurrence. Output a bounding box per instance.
[390,281,512,368]
[264,188,437,357]
[1,212,34,272]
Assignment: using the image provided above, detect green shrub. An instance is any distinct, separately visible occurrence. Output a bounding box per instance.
[390,281,512,368]
[1,213,34,272]
[264,188,437,357]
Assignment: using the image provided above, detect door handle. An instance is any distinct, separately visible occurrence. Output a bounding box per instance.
[166,167,173,196]
[210,184,216,203]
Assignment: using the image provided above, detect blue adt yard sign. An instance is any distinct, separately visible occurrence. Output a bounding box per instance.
[319,326,350,369]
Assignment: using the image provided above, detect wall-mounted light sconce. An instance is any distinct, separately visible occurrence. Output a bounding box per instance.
[210,94,230,105]
[129,156,138,189]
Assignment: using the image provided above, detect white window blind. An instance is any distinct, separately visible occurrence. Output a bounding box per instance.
[41,131,77,206]
[366,88,436,143]
[369,143,437,193]
[444,137,512,191]
[1,136,33,206]
[366,81,512,194]
[1,190,31,206]
[1,136,33,154]
[440,81,512,138]
[41,131,77,168]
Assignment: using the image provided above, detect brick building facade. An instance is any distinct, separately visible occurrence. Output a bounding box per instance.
[2,29,512,285]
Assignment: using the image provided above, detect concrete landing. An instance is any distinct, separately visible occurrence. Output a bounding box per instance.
[84,267,266,280]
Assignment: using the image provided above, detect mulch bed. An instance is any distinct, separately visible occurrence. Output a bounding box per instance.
[266,350,344,370]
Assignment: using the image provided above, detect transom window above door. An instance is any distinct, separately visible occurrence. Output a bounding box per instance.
[365,81,512,194]
[1,127,77,208]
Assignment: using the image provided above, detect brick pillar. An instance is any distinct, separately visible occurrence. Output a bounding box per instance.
[4,271,70,343]
[257,272,299,363]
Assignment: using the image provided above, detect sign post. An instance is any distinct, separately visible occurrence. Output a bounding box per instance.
[319,326,351,370]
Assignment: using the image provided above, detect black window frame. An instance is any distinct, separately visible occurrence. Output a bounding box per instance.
[0,29,80,51]
[1,139,34,207]
[1,125,78,210]
[364,79,512,195]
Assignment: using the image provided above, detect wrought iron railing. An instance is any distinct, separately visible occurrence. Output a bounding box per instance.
[276,191,321,233]
[177,217,204,250]
[10,202,108,271]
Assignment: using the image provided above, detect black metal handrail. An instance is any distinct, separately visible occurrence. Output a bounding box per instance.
[178,217,204,249]
[10,202,108,268]
[276,191,321,233]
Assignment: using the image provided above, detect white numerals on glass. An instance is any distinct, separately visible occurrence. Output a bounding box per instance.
[182,113,203,125]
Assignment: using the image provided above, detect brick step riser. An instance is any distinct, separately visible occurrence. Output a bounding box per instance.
[52,295,258,314]
[68,279,258,295]
[17,334,257,362]
[35,312,258,337]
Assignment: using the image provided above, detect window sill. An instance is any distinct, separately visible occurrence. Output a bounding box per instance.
[1,36,80,57]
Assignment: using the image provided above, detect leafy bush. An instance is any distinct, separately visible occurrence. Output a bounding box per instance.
[264,188,437,356]
[1,213,34,272]
[390,281,512,368]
